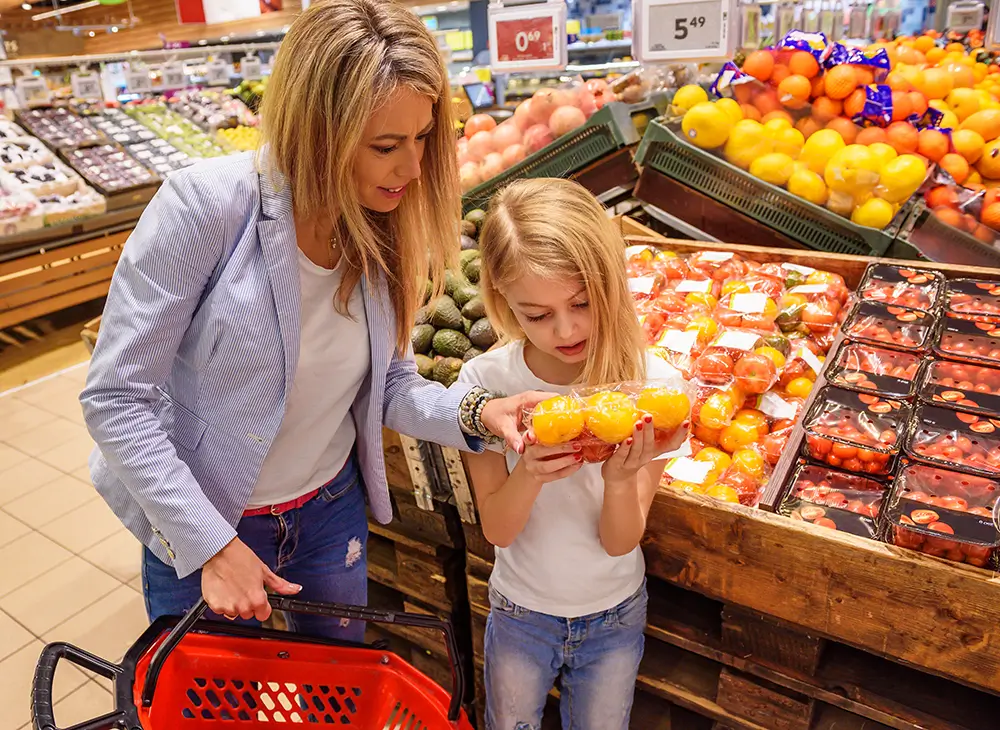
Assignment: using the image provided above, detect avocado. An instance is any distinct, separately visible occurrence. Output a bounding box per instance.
[414,305,431,326]
[464,208,486,230]
[462,297,486,320]
[444,270,468,298]
[415,354,435,378]
[463,257,481,283]
[463,347,484,362]
[453,284,479,308]
[424,280,433,303]
[432,357,464,387]
[469,318,498,349]
[460,220,477,238]
[429,296,463,330]
[460,249,481,266]
[463,317,473,335]
[433,329,472,359]
[460,235,478,251]
[411,324,435,354]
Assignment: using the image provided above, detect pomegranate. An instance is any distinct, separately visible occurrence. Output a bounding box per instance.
[501,143,527,167]
[531,88,559,124]
[492,121,522,151]
[467,130,494,160]
[513,99,535,131]
[460,161,482,192]
[481,152,505,179]
[576,91,598,117]
[549,106,587,137]
[464,113,497,139]
[523,124,556,154]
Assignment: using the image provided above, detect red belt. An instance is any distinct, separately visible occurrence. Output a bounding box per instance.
[243,487,322,517]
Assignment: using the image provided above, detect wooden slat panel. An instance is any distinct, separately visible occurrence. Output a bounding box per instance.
[0,249,121,300]
[0,280,111,330]
[0,231,129,280]
[0,263,117,312]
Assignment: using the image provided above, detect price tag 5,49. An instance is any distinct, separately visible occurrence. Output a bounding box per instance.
[634,0,737,63]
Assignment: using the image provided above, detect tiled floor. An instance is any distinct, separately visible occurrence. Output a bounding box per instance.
[0,362,147,730]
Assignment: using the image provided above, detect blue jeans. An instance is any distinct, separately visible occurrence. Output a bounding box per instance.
[142,455,369,642]
[484,581,647,730]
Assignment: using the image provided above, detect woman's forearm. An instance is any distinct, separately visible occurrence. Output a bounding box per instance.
[478,460,544,548]
[599,477,647,557]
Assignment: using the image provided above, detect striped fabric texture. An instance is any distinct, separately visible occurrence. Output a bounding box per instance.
[81,152,476,578]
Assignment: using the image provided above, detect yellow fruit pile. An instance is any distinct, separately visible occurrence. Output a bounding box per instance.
[218,125,261,152]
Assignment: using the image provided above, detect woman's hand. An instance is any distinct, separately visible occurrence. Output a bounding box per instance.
[201,538,302,621]
[480,391,559,454]
[517,431,584,485]
[602,415,689,487]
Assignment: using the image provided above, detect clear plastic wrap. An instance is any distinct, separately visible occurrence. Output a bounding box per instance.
[904,404,1000,478]
[933,316,1000,366]
[781,463,886,537]
[919,360,1000,418]
[945,279,1000,322]
[826,342,921,399]
[858,264,944,312]
[845,301,933,352]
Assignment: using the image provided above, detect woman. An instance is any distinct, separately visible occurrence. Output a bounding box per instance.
[81,0,544,641]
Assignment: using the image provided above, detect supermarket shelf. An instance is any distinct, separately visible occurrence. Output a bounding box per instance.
[567,39,632,53]
[0,206,143,262]
[896,200,1000,269]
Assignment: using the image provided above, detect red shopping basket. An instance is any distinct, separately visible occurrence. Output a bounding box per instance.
[32,596,473,730]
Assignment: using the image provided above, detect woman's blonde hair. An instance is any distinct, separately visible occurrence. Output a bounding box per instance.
[478,178,645,386]
[260,0,458,354]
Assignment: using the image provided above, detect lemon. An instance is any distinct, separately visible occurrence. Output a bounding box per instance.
[672,84,710,114]
[877,154,927,203]
[940,110,960,130]
[947,87,981,121]
[867,142,898,169]
[770,127,805,157]
[763,118,793,132]
[799,129,846,175]
[826,189,855,217]
[824,144,881,195]
[715,97,744,123]
[723,119,773,170]
[682,102,735,149]
[787,168,828,205]
[851,198,896,229]
[750,152,795,186]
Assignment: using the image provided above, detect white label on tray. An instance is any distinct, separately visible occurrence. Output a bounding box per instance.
[795,346,825,376]
[657,329,698,354]
[675,279,713,293]
[729,292,767,314]
[783,263,816,276]
[758,391,798,420]
[714,330,760,351]
[698,251,734,262]
[629,276,656,295]
[625,244,654,260]
[665,457,713,485]
[790,284,830,295]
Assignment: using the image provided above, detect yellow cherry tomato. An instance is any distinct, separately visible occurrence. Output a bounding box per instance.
[786,377,815,399]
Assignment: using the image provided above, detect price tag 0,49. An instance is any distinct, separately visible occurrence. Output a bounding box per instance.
[634,0,737,63]
[488,0,568,73]
[126,68,152,94]
[206,61,231,86]
[71,72,102,101]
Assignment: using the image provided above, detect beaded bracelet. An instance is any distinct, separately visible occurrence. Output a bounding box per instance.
[460,385,504,445]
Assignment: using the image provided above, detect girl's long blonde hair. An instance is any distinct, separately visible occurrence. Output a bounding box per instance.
[259,0,458,354]
[478,178,645,386]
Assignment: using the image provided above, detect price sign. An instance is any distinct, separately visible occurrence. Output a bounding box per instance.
[126,67,153,94]
[241,57,263,81]
[634,0,737,63]
[15,75,50,107]
[488,0,567,72]
[206,61,231,86]
[71,71,102,100]
[947,1,984,34]
[161,63,186,89]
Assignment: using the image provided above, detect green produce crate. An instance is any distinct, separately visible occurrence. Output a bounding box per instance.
[894,200,1000,268]
[634,118,909,257]
[461,100,655,215]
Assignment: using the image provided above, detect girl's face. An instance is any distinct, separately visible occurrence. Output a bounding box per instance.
[504,273,593,364]
[354,86,435,213]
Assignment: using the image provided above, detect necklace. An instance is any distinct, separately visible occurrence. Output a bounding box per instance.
[328,227,339,269]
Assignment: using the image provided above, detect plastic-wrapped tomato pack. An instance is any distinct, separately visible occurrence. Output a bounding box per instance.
[919,361,1000,419]
[802,386,908,476]
[934,317,1000,366]
[844,301,933,352]
[858,264,944,313]
[781,463,886,538]
[946,279,1000,322]
[714,290,779,332]
[692,330,781,393]
[661,444,772,507]
[885,463,1000,568]
[527,377,693,463]
[904,404,1000,478]
[826,342,922,399]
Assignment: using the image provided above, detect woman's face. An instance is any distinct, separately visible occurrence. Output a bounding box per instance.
[355,86,435,213]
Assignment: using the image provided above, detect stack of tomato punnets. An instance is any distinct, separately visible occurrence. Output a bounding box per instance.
[783,463,886,537]
[625,246,850,507]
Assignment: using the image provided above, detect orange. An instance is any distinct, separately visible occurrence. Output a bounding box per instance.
[531,395,585,445]
[939,153,970,184]
[743,50,775,82]
[947,42,965,54]
[826,117,859,144]
[719,421,760,454]
[856,126,888,145]
[974,224,996,243]
[926,47,946,65]
[786,377,814,398]
[753,89,783,116]
[982,203,1000,231]
[796,116,822,139]
[891,91,913,122]
[698,391,737,430]
[762,110,794,126]
[886,72,913,92]
[734,83,755,104]
[934,206,965,229]
[778,74,812,109]
[917,128,950,161]
[811,75,826,98]
[693,446,732,479]
[908,91,929,119]
[770,65,791,87]
[917,67,954,100]
[914,35,935,54]
[895,46,925,66]
[925,185,959,209]
[947,63,976,89]
[636,387,691,431]
[854,66,875,87]
[811,96,843,122]
[789,51,820,79]
[844,88,867,119]
[886,121,919,154]
[740,103,762,121]
[585,391,639,444]
[825,66,859,100]
[731,448,766,479]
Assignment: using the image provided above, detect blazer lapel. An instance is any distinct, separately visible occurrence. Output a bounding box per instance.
[257,164,300,400]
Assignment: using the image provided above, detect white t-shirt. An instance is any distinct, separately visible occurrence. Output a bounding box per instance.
[458,340,684,617]
[248,249,370,507]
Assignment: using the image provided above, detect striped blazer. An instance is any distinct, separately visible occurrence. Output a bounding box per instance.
[81,152,476,578]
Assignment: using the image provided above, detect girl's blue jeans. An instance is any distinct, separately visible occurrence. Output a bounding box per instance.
[484,580,647,730]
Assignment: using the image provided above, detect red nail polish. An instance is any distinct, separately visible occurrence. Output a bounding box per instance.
[636,423,643,431]
[644,415,653,424]
[626,437,633,446]
[575,454,582,461]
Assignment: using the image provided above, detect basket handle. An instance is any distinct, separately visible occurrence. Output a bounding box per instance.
[141,595,467,723]
[32,642,127,730]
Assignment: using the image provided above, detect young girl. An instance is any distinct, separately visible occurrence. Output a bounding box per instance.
[458,178,689,730]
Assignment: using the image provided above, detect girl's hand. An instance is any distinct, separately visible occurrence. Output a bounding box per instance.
[481,391,560,455]
[602,415,690,488]
[518,430,584,485]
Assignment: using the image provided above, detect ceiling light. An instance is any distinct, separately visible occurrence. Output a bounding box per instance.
[88,30,95,36]
[32,0,99,21]
[111,26,118,32]
[21,3,31,10]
